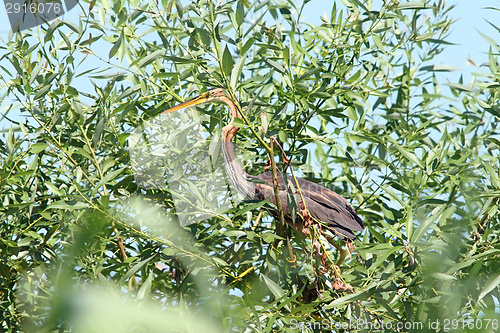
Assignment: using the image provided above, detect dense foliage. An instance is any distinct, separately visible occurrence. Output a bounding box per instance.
[1,0,500,331]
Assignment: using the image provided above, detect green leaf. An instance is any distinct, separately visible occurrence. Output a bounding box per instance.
[137,272,153,299]
[119,256,155,285]
[278,130,288,143]
[478,30,500,53]
[478,271,500,302]
[397,2,434,10]
[235,1,244,27]
[232,117,245,128]
[420,65,461,72]
[47,200,89,210]
[222,45,233,76]
[262,274,284,300]
[244,10,265,37]
[175,0,183,18]
[297,67,322,82]
[63,20,81,35]
[135,49,165,68]
[233,199,269,217]
[431,273,457,281]
[261,232,284,243]
[411,206,443,242]
[117,85,141,100]
[34,85,51,100]
[264,58,286,74]
[324,291,364,309]
[45,182,64,196]
[212,257,229,266]
[30,143,48,153]
[109,32,123,58]
[446,83,480,93]
[230,55,246,90]
[45,20,62,43]
[165,55,203,64]
[92,118,105,145]
[372,34,385,52]
[393,142,424,168]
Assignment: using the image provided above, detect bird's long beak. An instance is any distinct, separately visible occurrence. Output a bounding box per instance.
[162,93,209,114]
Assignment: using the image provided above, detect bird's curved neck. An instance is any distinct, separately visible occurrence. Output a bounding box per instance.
[216,94,242,123]
[213,91,256,198]
[221,125,255,198]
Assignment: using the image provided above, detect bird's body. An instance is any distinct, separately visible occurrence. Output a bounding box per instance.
[163,88,364,245]
[251,172,363,240]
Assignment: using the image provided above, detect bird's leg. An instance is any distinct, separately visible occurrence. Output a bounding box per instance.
[269,137,292,257]
[272,219,287,249]
[270,137,291,166]
[329,240,347,266]
[263,137,290,171]
[285,236,296,267]
[325,236,352,266]
[269,138,286,228]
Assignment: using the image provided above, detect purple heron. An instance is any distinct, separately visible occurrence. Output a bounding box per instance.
[162,88,364,264]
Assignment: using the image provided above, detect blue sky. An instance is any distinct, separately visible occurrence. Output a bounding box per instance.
[437,0,499,82]
[0,0,499,119]
[299,1,500,84]
[1,1,498,88]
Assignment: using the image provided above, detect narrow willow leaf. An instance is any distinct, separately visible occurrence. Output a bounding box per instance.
[47,200,89,210]
[278,130,288,143]
[34,86,51,100]
[45,182,64,197]
[261,232,284,243]
[420,65,461,72]
[406,210,413,240]
[137,272,153,299]
[297,67,322,81]
[213,257,229,266]
[235,1,244,26]
[397,2,433,10]
[117,85,141,100]
[446,83,480,93]
[119,256,155,284]
[431,273,457,281]
[92,168,125,197]
[478,271,500,302]
[63,20,81,34]
[411,205,443,242]
[165,56,203,64]
[222,45,234,76]
[372,34,385,52]
[262,274,284,300]
[164,0,174,18]
[233,199,269,217]
[136,49,165,68]
[30,143,48,153]
[244,10,265,37]
[324,291,364,309]
[232,117,245,127]
[230,55,246,90]
[45,20,62,43]
[175,0,183,18]
[478,30,500,52]
[394,142,424,168]
[109,32,123,58]
[264,59,286,74]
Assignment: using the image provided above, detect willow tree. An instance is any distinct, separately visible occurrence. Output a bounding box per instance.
[1,0,499,331]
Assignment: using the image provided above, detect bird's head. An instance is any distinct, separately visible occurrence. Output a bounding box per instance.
[162,88,231,115]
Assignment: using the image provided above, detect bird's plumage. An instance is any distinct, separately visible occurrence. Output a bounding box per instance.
[163,88,364,242]
[250,172,364,240]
